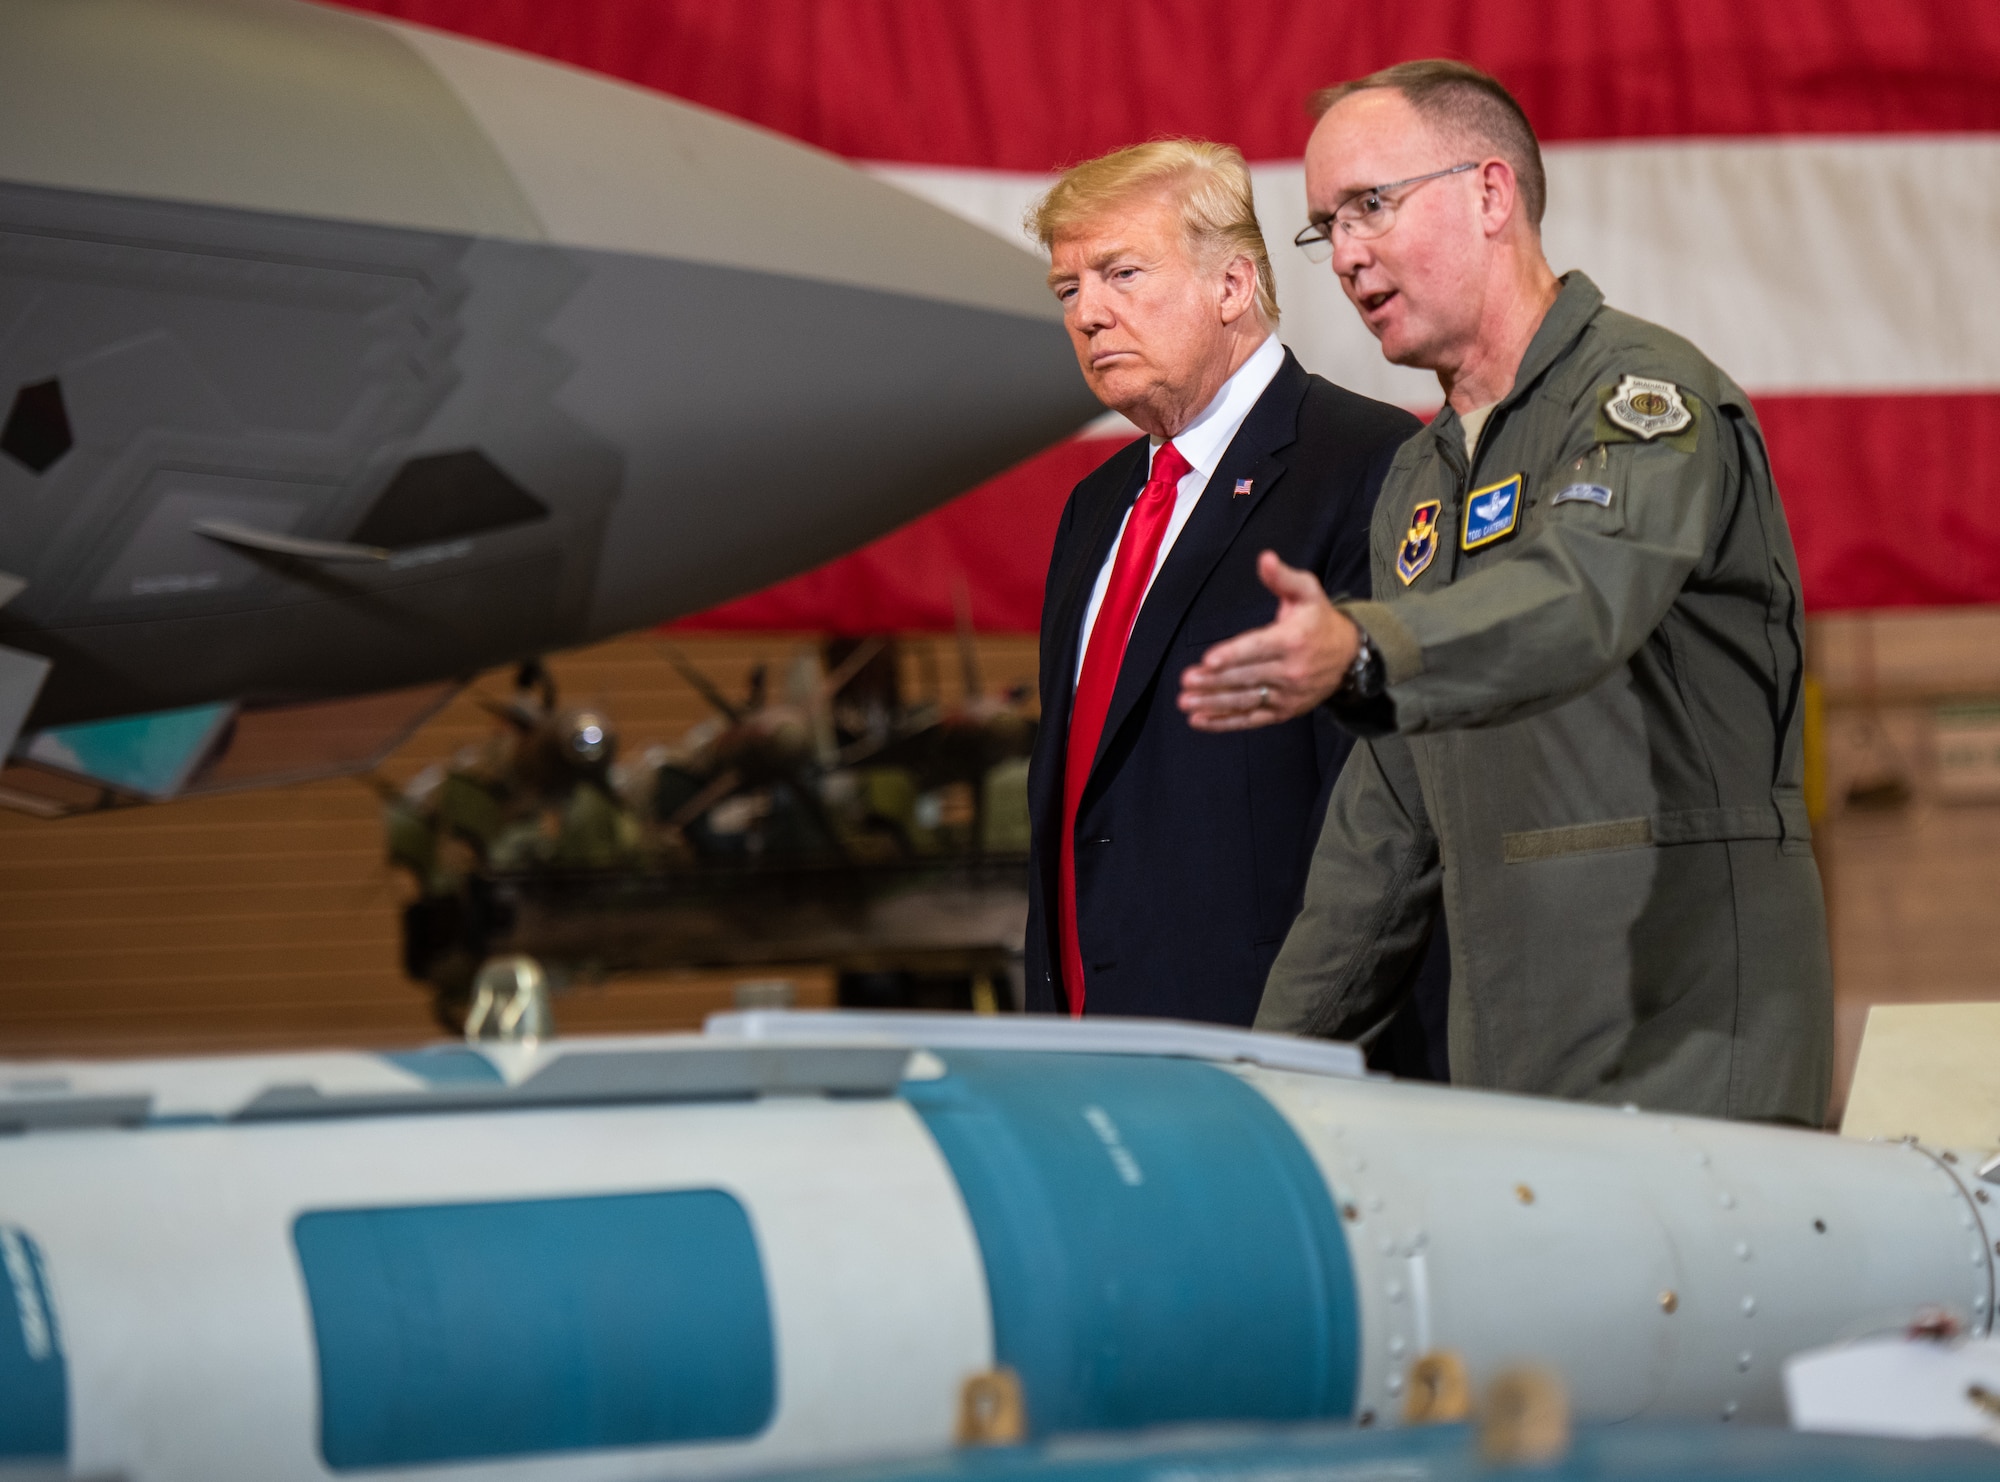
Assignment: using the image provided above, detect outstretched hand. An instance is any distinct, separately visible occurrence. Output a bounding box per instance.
[1178,551,1360,731]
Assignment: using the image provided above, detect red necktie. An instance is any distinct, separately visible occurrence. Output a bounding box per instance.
[1059,440,1193,1016]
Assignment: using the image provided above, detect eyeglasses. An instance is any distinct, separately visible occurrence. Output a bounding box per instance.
[1293,162,1478,260]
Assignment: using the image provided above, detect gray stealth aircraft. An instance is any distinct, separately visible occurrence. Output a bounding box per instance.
[0,0,1097,810]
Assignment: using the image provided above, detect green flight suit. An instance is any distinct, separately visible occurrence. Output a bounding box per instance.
[1258,273,1832,1123]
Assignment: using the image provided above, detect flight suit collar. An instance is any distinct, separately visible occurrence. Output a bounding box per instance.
[1418,271,1605,469]
[1506,270,1604,409]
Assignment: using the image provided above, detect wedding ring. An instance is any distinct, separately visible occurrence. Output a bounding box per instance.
[1258,685,1270,706]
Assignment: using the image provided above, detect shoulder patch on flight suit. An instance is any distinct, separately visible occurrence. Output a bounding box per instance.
[1461,474,1523,551]
[1603,375,1693,439]
[1397,500,1442,584]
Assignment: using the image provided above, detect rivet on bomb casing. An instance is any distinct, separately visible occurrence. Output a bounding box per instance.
[1515,1183,1535,1205]
[1814,1219,1827,1233]
[1660,1291,1679,1314]
[1742,1296,1757,1317]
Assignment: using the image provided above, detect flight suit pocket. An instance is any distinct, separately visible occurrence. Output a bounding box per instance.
[1537,445,1629,537]
[1504,804,1798,863]
[1502,816,1653,863]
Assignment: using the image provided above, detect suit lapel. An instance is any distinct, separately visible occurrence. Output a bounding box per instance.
[1030,439,1148,834]
[1087,352,1309,782]
[1045,440,1150,707]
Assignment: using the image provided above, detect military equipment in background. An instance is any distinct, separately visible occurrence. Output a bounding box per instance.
[0,0,1095,817]
[385,640,1039,1030]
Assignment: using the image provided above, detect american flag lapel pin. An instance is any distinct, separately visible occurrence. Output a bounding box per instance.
[1233,478,1254,498]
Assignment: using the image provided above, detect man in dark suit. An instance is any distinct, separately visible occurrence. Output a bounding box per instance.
[1023,139,1420,1023]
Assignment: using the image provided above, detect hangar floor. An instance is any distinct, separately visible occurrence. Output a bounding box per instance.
[0,615,1991,1124]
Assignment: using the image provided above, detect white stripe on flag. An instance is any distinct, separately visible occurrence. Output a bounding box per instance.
[875,136,2000,408]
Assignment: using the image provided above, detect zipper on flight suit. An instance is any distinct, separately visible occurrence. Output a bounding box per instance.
[1466,401,1504,492]
[1442,400,1499,509]
[1439,405,1494,526]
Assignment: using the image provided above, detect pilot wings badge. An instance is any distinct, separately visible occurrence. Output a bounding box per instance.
[1604,374,1692,439]
[1397,499,1442,585]
[1461,473,1523,551]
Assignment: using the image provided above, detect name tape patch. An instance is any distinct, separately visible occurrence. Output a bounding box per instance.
[1551,482,1614,508]
[1461,474,1523,551]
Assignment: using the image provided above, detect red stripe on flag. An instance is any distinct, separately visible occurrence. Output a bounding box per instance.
[674,437,1131,634]
[677,393,2000,632]
[340,1,2000,166]
[1764,394,2000,612]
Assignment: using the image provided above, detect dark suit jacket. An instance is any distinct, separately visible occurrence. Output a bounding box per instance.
[1024,349,1420,1023]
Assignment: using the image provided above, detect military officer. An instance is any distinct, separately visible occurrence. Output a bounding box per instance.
[1178,59,1832,1122]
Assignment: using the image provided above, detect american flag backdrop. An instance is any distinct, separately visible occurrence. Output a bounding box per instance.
[336,1,2000,630]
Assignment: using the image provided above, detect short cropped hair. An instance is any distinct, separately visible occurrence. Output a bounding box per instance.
[1312,60,1546,229]
[1028,138,1280,327]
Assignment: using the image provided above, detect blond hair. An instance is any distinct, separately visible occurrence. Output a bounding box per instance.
[1028,138,1280,327]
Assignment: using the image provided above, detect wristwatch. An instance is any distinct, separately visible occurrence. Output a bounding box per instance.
[1337,626,1385,702]
[1328,621,1395,736]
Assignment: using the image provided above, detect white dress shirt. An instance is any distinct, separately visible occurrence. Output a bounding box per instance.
[1074,333,1285,685]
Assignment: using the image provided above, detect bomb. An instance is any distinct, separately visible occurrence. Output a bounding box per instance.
[0,1012,1988,1482]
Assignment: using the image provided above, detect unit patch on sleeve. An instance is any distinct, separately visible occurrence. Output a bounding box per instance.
[1396,499,1442,585]
[1604,375,1692,440]
[1551,482,1614,508]
[1461,474,1523,551]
